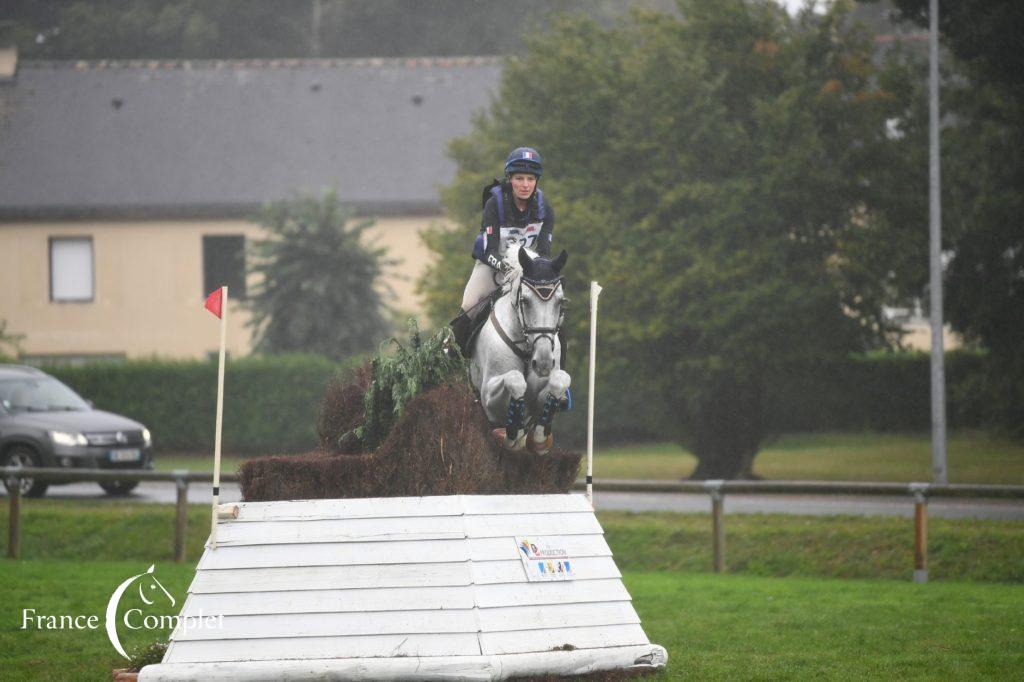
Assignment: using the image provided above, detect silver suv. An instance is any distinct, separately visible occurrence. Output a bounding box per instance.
[0,365,154,497]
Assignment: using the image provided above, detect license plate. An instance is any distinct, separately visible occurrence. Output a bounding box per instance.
[109,449,141,462]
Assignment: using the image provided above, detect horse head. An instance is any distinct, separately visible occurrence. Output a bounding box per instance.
[515,248,568,378]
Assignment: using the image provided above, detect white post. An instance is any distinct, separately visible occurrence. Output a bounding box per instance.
[928,0,948,484]
[210,286,228,549]
[586,281,603,507]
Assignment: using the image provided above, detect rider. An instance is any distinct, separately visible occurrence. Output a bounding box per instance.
[451,146,555,353]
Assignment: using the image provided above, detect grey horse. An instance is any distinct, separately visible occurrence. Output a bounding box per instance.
[469,245,571,455]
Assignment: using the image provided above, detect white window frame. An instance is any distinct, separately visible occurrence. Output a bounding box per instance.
[49,237,95,303]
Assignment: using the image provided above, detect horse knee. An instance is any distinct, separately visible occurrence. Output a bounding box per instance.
[546,370,571,398]
[503,371,528,399]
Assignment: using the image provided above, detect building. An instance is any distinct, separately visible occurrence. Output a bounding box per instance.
[0,50,501,361]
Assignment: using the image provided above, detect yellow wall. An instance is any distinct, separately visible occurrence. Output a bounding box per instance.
[0,216,449,360]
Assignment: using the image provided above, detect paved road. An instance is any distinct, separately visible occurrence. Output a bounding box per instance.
[8,482,1024,521]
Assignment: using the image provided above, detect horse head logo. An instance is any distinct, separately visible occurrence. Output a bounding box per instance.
[105,564,176,659]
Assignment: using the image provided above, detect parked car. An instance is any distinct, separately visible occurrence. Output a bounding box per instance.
[0,364,153,497]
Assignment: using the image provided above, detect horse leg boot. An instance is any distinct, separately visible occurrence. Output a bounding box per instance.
[485,371,528,452]
[528,369,570,455]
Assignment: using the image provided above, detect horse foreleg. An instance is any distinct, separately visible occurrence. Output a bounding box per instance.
[482,370,528,452]
[528,369,571,455]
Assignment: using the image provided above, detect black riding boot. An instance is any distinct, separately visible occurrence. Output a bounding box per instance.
[450,310,474,357]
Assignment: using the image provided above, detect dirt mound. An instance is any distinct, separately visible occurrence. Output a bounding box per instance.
[240,370,581,501]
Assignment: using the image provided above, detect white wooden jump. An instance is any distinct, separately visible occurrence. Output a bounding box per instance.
[138,493,668,681]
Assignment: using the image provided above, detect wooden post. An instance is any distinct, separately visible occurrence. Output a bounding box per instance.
[708,481,725,573]
[911,483,929,583]
[7,478,21,560]
[174,474,188,563]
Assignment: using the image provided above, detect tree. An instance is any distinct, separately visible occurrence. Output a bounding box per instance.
[0,0,675,60]
[421,0,919,477]
[246,192,394,361]
[882,0,1024,437]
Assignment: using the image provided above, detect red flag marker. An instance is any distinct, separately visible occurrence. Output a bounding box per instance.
[204,288,223,319]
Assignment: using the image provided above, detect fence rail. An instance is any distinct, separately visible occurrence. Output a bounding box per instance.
[4,467,1022,581]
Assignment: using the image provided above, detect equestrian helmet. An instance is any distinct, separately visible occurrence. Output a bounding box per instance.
[504,147,543,178]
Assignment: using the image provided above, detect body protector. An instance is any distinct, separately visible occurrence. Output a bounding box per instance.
[472,180,552,270]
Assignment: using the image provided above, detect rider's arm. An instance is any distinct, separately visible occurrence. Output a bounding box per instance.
[479,196,505,271]
[536,200,555,258]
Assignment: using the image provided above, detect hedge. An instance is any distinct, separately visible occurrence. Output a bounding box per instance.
[554,350,990,448]
[45,355,354,455]
[34,349,991,455]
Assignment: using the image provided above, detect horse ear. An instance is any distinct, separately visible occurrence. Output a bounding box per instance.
[552,249,568,273]
[517,246,533,274]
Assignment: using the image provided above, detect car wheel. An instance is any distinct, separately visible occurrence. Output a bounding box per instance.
[2,446,49,498]
[99,480,139,496]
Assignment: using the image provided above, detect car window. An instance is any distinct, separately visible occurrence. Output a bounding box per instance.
[0,378,90,413]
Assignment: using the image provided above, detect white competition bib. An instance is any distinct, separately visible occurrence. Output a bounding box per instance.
[498,222,543,254]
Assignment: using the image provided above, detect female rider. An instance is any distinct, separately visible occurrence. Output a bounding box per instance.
[451,146,555,353]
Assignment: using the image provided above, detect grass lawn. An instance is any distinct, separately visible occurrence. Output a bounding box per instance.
[151,431,1024,484]
[0,560,1021,681]
[586,431,1024,484]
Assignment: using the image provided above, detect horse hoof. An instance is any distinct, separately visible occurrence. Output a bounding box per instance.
[527,434,553,456]
[490,428,506,447]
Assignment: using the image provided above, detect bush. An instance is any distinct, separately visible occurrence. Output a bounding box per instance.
[47,354,354,454]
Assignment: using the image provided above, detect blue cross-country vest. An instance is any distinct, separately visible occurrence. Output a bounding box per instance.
[472,181,546,260]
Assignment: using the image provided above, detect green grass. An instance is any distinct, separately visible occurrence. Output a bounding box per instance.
[1,561,1021,681]
[3,501,1023,584]
[586,431,1024,484]
[0,559,196,681]
[626,572,1024,680]
[150,431,1024,484]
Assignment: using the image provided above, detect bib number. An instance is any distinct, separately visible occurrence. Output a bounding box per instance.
[500,223,543,250]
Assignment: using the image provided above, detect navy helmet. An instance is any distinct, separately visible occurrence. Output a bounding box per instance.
[504,147,543,178]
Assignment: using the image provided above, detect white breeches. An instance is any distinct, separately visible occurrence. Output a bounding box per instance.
[461,261,501,316]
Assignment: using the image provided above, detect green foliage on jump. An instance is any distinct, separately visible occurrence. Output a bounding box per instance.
[352,319,467,451]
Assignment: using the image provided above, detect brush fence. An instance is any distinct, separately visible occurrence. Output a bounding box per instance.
[138,493,667,681]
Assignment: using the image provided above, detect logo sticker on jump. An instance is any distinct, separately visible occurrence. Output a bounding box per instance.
[515,537,575,581]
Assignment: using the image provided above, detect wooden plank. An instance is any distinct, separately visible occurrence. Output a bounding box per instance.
[479,623,650,655]
[181,586,477,617]
[214,515,466,546]
[476,601,639,633]
[198,538,470,570]
[459,494,593,516]
[198,535,611,571]
[164,633,482,663]
[173,608,479,641]
[464,513,602,539]
[231,497,463,523]
[470,557,621,585]
[474,579,632,609]
[190,562,473,594]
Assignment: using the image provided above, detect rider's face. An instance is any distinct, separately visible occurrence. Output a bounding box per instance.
[509,173,538,201]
